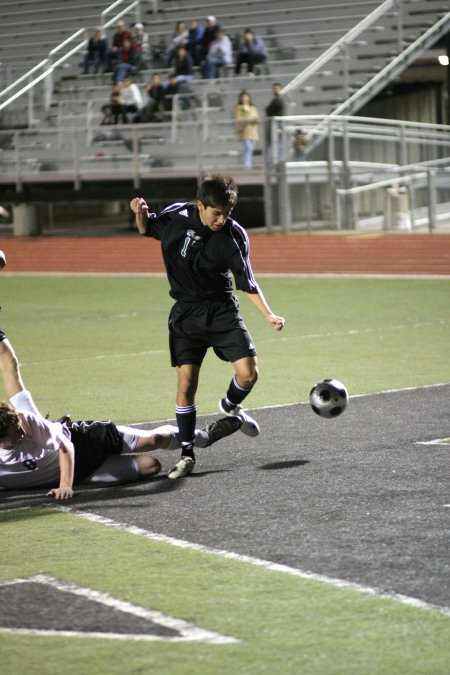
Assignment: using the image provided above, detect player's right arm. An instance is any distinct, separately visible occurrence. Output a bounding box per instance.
[46,435,75,500]
[130,197,149,234]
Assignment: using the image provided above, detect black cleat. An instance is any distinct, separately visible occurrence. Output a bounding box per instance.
[202,416,243,446]
[56,414,72,425]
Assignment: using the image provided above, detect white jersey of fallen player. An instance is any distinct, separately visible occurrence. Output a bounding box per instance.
[0,391,67,489]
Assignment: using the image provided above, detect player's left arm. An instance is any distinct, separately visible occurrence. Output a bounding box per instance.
[0,338,25,399]
[46,435,75,500]
[245,289,285,331]
[228,225,285,331]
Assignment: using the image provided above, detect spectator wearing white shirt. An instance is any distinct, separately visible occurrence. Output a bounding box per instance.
[120,76,143,122]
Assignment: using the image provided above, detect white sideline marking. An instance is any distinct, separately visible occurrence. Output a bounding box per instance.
[57,506,450,619]
[0,574,238,644]
[416,438,450,446]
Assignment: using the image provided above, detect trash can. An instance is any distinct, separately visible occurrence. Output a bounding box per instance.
[12,204,41,237]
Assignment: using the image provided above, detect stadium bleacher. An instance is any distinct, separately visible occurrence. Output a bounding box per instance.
[0,0,448,232]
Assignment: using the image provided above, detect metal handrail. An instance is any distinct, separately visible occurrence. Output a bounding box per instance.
[281,0,397,95]
[0,1,141,116]
[323,10,450,121]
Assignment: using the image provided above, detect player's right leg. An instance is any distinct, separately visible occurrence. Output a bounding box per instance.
[168,363,200,479]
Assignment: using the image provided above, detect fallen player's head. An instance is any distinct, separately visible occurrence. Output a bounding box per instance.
[0,402,24,447]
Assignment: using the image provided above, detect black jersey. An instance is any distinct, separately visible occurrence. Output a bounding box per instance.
[144,202,259,303]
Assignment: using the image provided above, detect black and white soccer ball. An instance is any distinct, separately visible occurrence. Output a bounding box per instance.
[309,379,349,419]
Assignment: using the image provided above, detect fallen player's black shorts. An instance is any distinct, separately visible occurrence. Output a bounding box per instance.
[168,298,257,367]
[68,420,123,482]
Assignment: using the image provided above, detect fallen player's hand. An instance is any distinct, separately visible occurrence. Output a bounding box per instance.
[47,485,74,500]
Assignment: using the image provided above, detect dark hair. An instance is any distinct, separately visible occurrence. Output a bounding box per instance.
[0,402,21,441]
[238,90,252,105]
[197,175,238,209]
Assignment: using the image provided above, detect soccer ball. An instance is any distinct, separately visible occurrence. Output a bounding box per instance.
[309,379,349,419]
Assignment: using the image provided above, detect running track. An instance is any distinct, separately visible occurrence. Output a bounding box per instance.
[2,232,450,275]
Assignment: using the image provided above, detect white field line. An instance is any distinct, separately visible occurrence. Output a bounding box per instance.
[55,506,450,619]
[0,574,238,643]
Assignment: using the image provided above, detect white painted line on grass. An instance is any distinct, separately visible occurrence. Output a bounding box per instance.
[0,574,238,644]
[57,506,450,619]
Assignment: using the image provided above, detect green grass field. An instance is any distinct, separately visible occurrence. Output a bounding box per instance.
[1,275,449,423]
[1,275,450,674]
[2,507,450,675]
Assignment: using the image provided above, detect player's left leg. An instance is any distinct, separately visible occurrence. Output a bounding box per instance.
[219,356,260,437]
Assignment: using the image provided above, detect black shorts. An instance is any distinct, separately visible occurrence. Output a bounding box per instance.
[69,420,123,482]
[168,299,257,367]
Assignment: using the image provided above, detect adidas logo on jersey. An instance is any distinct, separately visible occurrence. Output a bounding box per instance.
[179,209,188,217]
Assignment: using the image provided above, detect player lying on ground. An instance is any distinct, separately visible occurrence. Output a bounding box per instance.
[131,174,285,480]
[0,329,242,499]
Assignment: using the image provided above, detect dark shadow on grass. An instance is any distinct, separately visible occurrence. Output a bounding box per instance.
[259,459,310,471]
[0,469,232,510]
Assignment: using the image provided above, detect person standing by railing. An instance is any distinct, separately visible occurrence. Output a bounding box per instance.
[234,91,260,169]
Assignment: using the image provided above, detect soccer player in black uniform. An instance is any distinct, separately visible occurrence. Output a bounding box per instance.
[131,174,285,479]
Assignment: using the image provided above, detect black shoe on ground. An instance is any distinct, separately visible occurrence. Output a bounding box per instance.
[202,416,242,446]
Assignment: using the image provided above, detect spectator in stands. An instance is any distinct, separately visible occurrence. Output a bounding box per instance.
[111,19,131,67]
[202,28,233,79]
[234,91,260,169]
[293,129,308,160]
[199,15,220,64]
[186,19,204,66]
[166,20,189,67]
[163,73,192,114]
[113,37,138,82]
[101,82,126,125]
[235,28,268,75]
[132,22,151,70]
[141,73,166,122]
[121,76,143,122]
[83,27,109,74]
[173,45,194,83]
[265,82,286,163]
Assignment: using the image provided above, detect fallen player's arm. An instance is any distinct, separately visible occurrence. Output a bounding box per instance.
[47,435,75,500]
[0,338,25,399]
[245,289,285,331]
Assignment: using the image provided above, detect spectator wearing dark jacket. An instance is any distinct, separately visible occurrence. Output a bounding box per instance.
[113,37,138,82]
[200,15,220,63]
[235,29,268,75]
[83,28,109,74]
[173,46,194,83]
[186,19,204,65]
